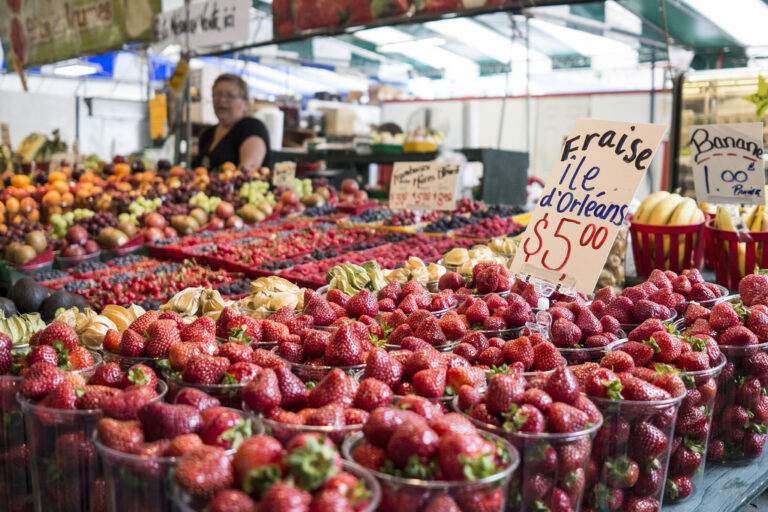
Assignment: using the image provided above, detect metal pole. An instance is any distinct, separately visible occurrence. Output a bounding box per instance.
[525,15,531,163]
[649,52,656,192]
[184,0,192,166]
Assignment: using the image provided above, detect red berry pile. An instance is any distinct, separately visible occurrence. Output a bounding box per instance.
[453,215,523,239]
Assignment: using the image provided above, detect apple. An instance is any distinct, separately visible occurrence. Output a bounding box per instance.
[226,216,243,229]
[163,227,178,238]
[61,244,86,258]
[281,190,299,206]
[65,226,89,246]
[84,240,100,254]
[215,202,234,220]
[143,227,164,243]
[354,190,368,201]
[112,155,127,164]
[209,217,225,230]
[342,179,359,194]
[144,212,166,229]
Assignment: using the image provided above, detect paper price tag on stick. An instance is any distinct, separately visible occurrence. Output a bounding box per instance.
[690,123,765,205]
[509,119,667,294]
[272,161,296,188]
[1,124,9,146]
[389,162,459,211]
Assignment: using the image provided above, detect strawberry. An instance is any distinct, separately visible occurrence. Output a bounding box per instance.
[650,372,686,399]
[547,402,589,433]
[648,269,672,289]
[620,341,655,366]
[19,362,65,399]
[219,341,254,365]
[128,311,159,335]
[740,273,768,306]
[415,317,447,346]
[77,385,121,410]
[308,368,355,408]
[551,319,582,348]
[200,409,251,450]
[120,329,147,357]
[397,395,444,423]
[711,303,741,332]
[260,482,311,511]
[719,325,758,346]
[139,401,204,441]
[89,362,124,387]
[38,381,78,410]
[182,355,230,385]
[629,421,667,462]
[144,319,181,358]
[412,367,447,398]
[595,286,616,304]
[623,496,661,512]
[633,299,671,323]
[40,321,79,351]
[285,315,315,337]
[270,306,296,325]
[181,317,216,343]
[387,419,440,468]
[689,283,716,301]
[502,337,534,369]
[27,345,58,366]
[242,368,281,414]
[666,476,692,501]
[676,351,709,371]
[209,490,257,512]
[122,363,157,388]
[605,296,635,324]
[103,385,158,420]
[262,320,289,343]
[354,377,393,411]
[458,385,483,411]
[532,341,563,371]
[97,418,144,453]
[707,439,725,461]
[304,296,337,326]
[437,432,498,482]
[362,408,421,447]
[601,315,620,334]
[544,366,580,404]
[103,329,121,353]
[465,300,490,325]
[273,366,307,410]
[644,331,682,363]
[324,324,364,366]
[577,309,603,337]
[600,351,635,373]
[345,290,378,319]
[362,348,403,388]
[743,431,767,458]
[226,316,262,344]
[215,307,238,339]
[175,387,220,410]
[683,303,710,327]
[476,266,500,294]
[231,434,283,493]
[485,373,525,415]
[174,445,234,500]
[620,374,671,401]
[585,367,623,399]
[67,346,94,371]
[628,318,665,342]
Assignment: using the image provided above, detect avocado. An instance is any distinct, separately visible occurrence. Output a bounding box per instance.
[69,294,90,312]
[0,298,17,318]
[9,277,52,314]
[40,290,75,322]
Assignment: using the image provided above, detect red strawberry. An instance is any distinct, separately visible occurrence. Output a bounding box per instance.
[666,476,692,501]
[362,348,403,389]
[182,355,229,385]
[40,321,79,350]
[260,482,311,511]
[346,290,379,319]
[139,401,203,441]
[304,296,337,326]
[242,369,281,414]
[577,309,603,337]
[103,329,121,353]
[544,366,580,404]
[77,385,121,410]
[437,432,497,481]
[620,374,671,401]
[689,283,717,301]
[502,337,534,369]
[629,421,668,462]
[324,324,364,366]
[28,345,58,366]
[214,307,238,339]
[174,445,234,499]
[600,351,635,373]
[415,317,447,347]
[387,419,439,468]
[628,318,665,342]
[308,368,356,408]
[650,372,686,399]
[605,296,634,324]
[740,273,768,306]
[551,319,582,348]
[485,373,525,415]
[89,362,124,388]
[145,319,180,358]
[649,269,672,289]
[465,300,490,325]
[532,341,563,371]
[103,385,158,420]
[122,363,157,388]
[633,300,671,323]
[719,325,758,346]
[601,315,620,334]
[644,331,682,363]
[354,378,393,411]
[175,387,220,410]
[97,418,144,453]
[19,362,65,399]
[676,351,709,371]
[412,367,447,398]
[585,368,623,399]
[129,311,159,336]
[38,381,78,410]
[743,431,767,458]
[710,302,740,330]
[548,402,589,433]
[683,303,710,327]
[209,490,257,512]
[620,341,655,366]
[226,316,263,344]
[120,329,146,357]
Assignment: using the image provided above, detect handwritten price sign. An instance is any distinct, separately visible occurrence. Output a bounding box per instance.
[690,123,765,205]
[390,162,460,211]
[272,161,296,188]
[510,119,667,294]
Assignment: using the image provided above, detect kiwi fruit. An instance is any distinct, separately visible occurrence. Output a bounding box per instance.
[25,231,47,254]
[16,245,37,264]
[117,221,137,238]
[189,208,208,227]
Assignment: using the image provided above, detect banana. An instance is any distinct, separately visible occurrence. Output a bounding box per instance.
[716,206,746,275]
[669,198,698,225]
[634,191,670,223]
[752,206,766,232]
[647,194,685,225]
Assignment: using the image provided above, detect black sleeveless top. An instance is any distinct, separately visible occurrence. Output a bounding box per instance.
[192,117,273,170]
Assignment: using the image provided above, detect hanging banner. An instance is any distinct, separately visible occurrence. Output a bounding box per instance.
[509,119,667,294]
[389,161,459,211]
[690,123,765,206]
[0,0,160,69]
[152,0,250,52]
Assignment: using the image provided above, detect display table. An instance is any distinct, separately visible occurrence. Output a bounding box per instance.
[666,462,768,512]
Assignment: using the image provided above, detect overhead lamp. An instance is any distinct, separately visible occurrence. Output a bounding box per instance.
[378,37,446,53]
[53,62,101,77]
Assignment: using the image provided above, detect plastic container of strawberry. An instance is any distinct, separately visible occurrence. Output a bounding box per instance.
[94,405,258,511]
[162,370,245,409]
[676,284,732,315]
[453,395,602,512]
[584,393,683,512]
[17,380,167,512]
[342,430,518,512]
[558,331,626,366]
[708,341,768,465]
[619,309,677,334]
[0,374,31,512]
[173,458,381,512]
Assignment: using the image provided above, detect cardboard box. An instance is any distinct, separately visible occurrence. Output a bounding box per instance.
[322,108,356,136]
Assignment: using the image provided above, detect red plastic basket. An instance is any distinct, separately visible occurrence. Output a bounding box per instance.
[702,212,716,269]
[705,219,768,289]
[629,220,705,277]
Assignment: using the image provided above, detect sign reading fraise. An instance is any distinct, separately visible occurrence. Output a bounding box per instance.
[272,161,296,188]
[389,162,460,211]
[690,122,765,205]
[509,119,667,294]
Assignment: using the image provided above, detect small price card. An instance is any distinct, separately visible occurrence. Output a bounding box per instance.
[509,119,667,294]
[389,162,460,211]
[690,123,765,205]
[272,161,296,188]
[1,123,9,146]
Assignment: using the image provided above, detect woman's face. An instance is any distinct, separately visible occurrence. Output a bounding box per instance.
[212,80,247,126]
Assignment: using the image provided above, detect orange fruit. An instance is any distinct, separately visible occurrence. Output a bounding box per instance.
[5,197,19,215]
[48,171,67,183]
[43,190,62,207]
[27,209,39,222]
[19,197,36,214]
[114,163,130,177]
[60,192,74,208]
[195,166,210,176]
[52,180,69,194]
[11,175,30,188]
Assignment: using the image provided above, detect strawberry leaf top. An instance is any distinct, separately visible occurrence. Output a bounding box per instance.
[603,379,624,400]
[242,463,282,496]
[747,422,768,434]
[284,435,340,491]
[643,337,661,353]
[605,456,634,485]
[459,452,499,481]
[219,418,252,451]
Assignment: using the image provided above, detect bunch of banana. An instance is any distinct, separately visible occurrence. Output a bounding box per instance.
[743,205,768,232]
[0,143,20,173]
[15,133,47,163]
[713,205,768,276]
[634,192,705,226]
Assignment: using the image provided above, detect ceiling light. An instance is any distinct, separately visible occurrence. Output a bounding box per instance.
[378,37,446,53]
[53,63,101,77]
